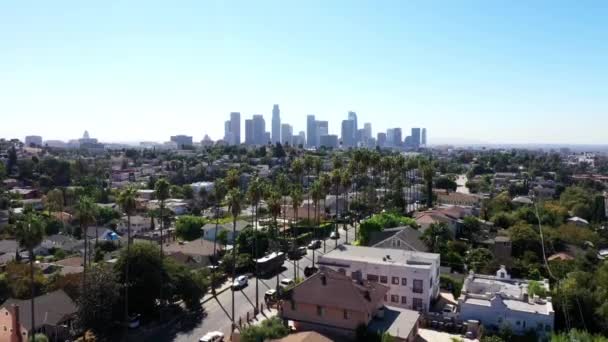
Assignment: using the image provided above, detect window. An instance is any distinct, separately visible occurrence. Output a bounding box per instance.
[380,276,388,284]
[367,274,378,282]
[401,278,407,286]
[391,295,399,303]
[413,298,423,311]
[401,296,407,304]
[392,277,399,285]
[413,279,423,293]
[343,310,350,319]
[317,305,324,317]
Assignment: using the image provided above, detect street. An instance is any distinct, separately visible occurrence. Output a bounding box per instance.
[153,225,352,342]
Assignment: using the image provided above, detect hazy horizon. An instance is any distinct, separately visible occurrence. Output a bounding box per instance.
[1,1,607,144]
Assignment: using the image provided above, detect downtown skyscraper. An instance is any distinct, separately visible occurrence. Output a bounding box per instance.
[306,115,316,148]
[272,104,281,143]
[230,112,241,145]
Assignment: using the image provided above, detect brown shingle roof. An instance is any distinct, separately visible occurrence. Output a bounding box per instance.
[291,268,388,315]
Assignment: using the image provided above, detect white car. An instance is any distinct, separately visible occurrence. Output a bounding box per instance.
[280,278,295,288]
[330,231,340,239]
[200,331,224,342]
[232,275,248,290]
[442,304,457,318]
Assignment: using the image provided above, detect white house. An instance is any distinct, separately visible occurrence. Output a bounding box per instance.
[201,220,250,244]
[317,245,440,312]
[458,266,554,336]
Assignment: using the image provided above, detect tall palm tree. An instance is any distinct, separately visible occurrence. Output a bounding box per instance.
[276,173,289,240]
[310,181,323,268]
[290,185,303,278]
[341,170,352,244]
[225,168,240,190]
[246,177,262,310]
[330,169,342,251]
[266,189,282,239]
[76,196,96,286]
[319,173,331,219]
[420,159,435,208]
[226,188,243,331]
[15,213,44,341]
[303,155,314,223]
[117,186,137,332]
[154,178,171,321]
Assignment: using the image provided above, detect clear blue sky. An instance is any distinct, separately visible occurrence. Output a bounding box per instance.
[1,1,607,144]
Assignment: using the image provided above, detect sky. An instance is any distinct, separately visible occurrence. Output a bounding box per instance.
[1,1,607,145]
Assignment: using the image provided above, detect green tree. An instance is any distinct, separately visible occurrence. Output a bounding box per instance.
[75,264,121,337]
[155,178,170,256]
[226,188,243,329]
[117,186,137,329]
[175,215,206,241]
[466,248,494,273]
[421,223,451,253]
[240,317,289,342]
[460,216,480,240]
[15,213,45,339]
[76,196,97,278]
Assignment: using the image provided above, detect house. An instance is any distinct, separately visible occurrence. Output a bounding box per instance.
[434,190,481,207]
[20,199,44,211]
[38,235,84,255]
[0,239,18,268]
[136,189,155,200]
[317,245,440,312]
[370,226,429,252]
[414,211,458,237]
[280,268,389,336]
[458,266,554,336]
[479,236,512,263]
[9,188,39,200]
[116,215,157,235]
[202,220,250,244]
[0,290,77,342]
[163,239,218,266]
[270,331,333,342]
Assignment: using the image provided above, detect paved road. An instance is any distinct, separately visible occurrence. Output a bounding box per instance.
[155,225,352,342]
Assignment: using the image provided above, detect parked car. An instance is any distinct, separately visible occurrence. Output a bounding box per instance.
[280,278,295,289]
[330,231,340,239]
[442,304,457,318]
[200,331,224,342]
[264,289,277,302]
[307,240,321,249]
[232,275,248,290]
[128,313,141,329]
[288,246,307,260]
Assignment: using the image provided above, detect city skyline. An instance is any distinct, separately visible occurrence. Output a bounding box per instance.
[1,1,607,144]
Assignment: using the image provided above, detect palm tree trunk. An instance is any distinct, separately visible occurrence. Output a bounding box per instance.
[82,223,87,287]
[125,215,131,336]
[254,203,259,312]
[231,217,237,330]
[30,252,36,340]
[159,203,164,321]
[294,208,298,279]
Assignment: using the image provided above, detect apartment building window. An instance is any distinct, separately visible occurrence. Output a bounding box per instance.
[317,305,324,317]
[391,295,399,303]
[380,276,388,284]
[401,278,407,286]
[343,310,350,319]
[392,277,399,285]
[413,279,423,294]
[413,298,423,311]
[367,274,379,282]
[401,296,407,304]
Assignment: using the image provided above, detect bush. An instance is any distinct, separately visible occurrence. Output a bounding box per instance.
[240,317,289,342]
[175,215,207,241]
[440,275,463,298]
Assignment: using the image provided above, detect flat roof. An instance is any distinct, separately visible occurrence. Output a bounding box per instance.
[320,245,439,269]
[367,306,420,339]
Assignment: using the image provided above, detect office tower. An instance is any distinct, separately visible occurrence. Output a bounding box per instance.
[170,135,193,149]
[307,115,316,148]
[281,123,293,145]
[320,135,339,149]
[25,135,43,146]
[404,136,412,149]
[252,115,266,145]
[394,128,403,148]
[245,119,254,145]
[230,112,241,145]
[422,128,427,146]
[386,129,395,147]
[411,128,421,148]
[348,111,358,140]
[377,133,386,148]
[294,131,306,147]
[263,132,271,144]
[341,120,355,147]
[272,104,281,143]
[364,123,372,140]
[316,120,328,148]
[224,120,232,143]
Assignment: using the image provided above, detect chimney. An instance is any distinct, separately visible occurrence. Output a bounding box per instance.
[12,304,22,342]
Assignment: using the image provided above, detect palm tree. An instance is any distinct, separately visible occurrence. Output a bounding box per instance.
[290,185,303,278]
[117,187,137,331]
[226,188,243,331]
[276,173,289,240]
[15,213,44,341]
[154,178,171,321]
[246,177,263,310]
[266,189,282,239]
[310,181,323,268]
[76,196,96,286]
[420,159,435,208]
[303,155,314,223]
[225,168,240,190]
[319,173,331,219]
[340,170,352,244]
[330,169,342,251]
